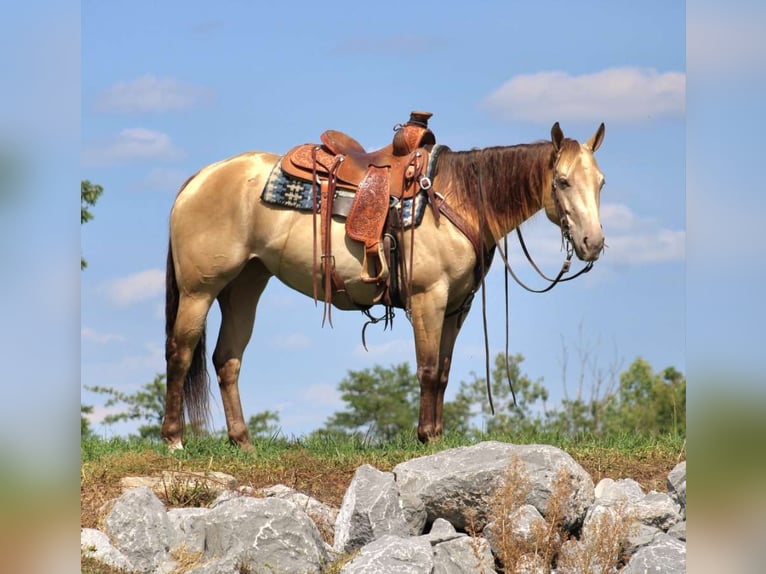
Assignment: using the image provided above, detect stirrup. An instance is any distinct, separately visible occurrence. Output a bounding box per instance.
[359,243,389,284]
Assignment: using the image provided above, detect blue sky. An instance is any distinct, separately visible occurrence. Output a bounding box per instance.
[80,1,687,438]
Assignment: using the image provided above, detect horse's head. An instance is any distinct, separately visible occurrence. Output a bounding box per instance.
[544,122,606,262]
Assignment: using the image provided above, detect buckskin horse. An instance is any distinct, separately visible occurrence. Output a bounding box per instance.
[161,114,606,450]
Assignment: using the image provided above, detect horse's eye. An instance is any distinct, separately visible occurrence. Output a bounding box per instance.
[557,177,570,189]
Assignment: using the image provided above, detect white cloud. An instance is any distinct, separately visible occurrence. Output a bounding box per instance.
[95,74,215,114]
[81,128,185,166]
[483,67,685,123]
[104,268,165,305]
[81,326,125,344]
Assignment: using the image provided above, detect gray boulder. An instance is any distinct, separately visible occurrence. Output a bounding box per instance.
[590,478,682,532]
[420,518,496,573]
[202,497,331,573]
[393,441,594,532]
[333,464,410,553]
[340,534,433,573]
[258,483,338,537]
[423,518,464,545]
[104,486,173,573]
[621,532,686,574]
[624,521,663,557]
[484,503,549,557]
[81,528,135,572]
[167,507,209,553]
[667,519,686,542]
[634,491,682,531]
[431,533,496,573]
[593,477,645,507]
[667,461,686,517]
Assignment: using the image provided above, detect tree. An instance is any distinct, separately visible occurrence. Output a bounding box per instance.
[324,363,420,441]
[605,358,686,436]
[86,374,167,440]
[454,353,549,436]
[81,179,103,269]
[320,357,537,441]
[247,410,280,439]
[81,405,94,438]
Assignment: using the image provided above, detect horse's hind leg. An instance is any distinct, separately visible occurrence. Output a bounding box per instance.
[213,258,271,449]
[163,293,216,450]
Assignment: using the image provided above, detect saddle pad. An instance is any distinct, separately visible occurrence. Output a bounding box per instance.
[261,161,427,229]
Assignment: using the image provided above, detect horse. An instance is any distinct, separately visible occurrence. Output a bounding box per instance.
[161,121,606,450]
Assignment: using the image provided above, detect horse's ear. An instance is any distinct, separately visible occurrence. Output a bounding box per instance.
[586,122,605,152]
[551,122,564,152]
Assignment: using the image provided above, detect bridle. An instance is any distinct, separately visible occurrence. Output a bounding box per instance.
[493,150,595,294]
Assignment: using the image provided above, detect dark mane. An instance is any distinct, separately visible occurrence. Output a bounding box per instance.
[434,141,563,234]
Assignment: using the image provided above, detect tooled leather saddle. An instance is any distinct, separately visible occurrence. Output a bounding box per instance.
[281,111,436,322]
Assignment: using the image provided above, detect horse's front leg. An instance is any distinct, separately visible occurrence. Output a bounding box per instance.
[409,291,447,442]
[432,310,466,437]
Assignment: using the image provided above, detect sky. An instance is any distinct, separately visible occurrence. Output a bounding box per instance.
[79,1,688,438]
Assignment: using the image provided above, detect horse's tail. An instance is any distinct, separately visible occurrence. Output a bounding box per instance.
[165,238,210,432]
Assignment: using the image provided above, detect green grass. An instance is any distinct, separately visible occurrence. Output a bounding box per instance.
[81,429,684,469]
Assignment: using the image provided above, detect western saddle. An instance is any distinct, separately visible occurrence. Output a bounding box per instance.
[281,111,437,322]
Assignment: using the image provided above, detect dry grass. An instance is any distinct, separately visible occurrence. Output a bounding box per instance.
[556,504,636,573]
[486,461,639,574]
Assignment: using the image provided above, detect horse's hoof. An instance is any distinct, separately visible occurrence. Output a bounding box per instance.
[166,440,184,452]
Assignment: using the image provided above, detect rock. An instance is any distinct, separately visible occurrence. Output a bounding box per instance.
[119,476,161,493]
[104,486,173,573]
[202,496,330,573]
[634,491,682,530]
[258,484,338,540]
[593,477,645,507]
[621,532,686,574]
[624,521,663,557]
[667,461,686,517]
[167,507,209,553]
[667,519,686,542]
[484,504,548,556]
[590,478,681,531]
[209,488,243,509]
[393,441,594,533]
[431,534,496,573]
[424,518,464,545]
[340,534,433,573]
[556,506,631,574]
[333,464,411,553]
[81,528,135,572]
